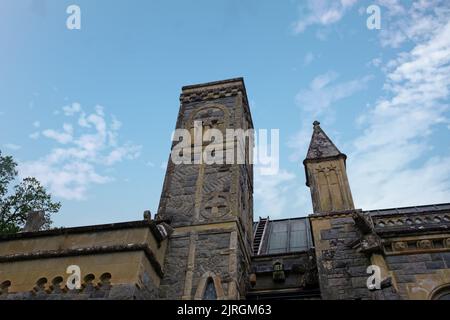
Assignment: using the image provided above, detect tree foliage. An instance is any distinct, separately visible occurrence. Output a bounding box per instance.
[0,150,61,234]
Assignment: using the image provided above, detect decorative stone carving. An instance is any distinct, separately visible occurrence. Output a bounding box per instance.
[188,105,230,135]
[180,84,243,103]
[202,193,230,219]
[143,210,152,222]
[374,213,450,231]
[417,239,433,249]
[393,241,408,252]
[272,262,285,283]
[157,222,174,240]
[353,211,374,234]
[299,252,319,289]
[445,238,450,248]
[359,233,383,253]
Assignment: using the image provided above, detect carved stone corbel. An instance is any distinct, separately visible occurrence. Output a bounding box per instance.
[350,211,384,254]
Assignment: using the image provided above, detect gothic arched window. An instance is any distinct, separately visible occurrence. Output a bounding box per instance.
[203,278,217,300]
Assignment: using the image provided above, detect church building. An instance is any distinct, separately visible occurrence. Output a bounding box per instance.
[1,78,450,300]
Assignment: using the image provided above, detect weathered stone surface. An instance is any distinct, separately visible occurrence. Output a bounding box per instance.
[2,78,450,301]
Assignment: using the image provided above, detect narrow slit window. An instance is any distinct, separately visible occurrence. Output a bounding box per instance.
[203,278,217,300]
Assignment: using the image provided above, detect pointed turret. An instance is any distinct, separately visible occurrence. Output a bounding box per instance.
[303,121,354,214]
[306,121,343,161]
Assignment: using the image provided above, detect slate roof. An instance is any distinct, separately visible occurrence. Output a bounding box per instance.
[364,203,450,217]
[305,121,344,161]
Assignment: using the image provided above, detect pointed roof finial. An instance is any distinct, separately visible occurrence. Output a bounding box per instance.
[305,121,343,161]
[304,121,347,187]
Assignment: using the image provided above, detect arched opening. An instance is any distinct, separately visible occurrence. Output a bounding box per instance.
[84,274,95,283]
[203,278,217,300]
[432,285,450,300]
[34,277,48,293]
[99,273,112,289]
[100,273,112,283]
[0,280,11,295]
[194,272,225,300]
[83,273,96,294]
[51,276,64,292]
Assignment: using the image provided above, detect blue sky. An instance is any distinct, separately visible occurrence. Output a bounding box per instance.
[1,0,449,227]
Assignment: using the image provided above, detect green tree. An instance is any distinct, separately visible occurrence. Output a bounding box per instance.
[0,150,61,234]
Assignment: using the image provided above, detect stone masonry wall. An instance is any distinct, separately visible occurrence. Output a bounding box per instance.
[311,214,375,300]
[384,251,450,299]
[158,234,190,299]
[158,226,250,300]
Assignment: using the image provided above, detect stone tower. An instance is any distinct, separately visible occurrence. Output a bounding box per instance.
[156,78,254,299]
[303,121,354,213]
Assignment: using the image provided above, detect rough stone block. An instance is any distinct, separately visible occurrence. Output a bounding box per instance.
[321,229,339,240]
[386,255,409,264]
[425,261,446,270]
[327,278,348,287]
[407,254,431,263]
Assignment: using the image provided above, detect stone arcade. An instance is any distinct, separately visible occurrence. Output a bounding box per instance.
[1,78,450,300]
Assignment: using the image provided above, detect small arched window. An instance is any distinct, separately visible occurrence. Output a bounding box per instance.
[203,278,217,300]
[432,285,450,300]
[0,280,11,295]
[34,277,48,292]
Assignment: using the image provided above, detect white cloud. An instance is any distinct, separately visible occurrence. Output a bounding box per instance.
[284,1,450,215]
[62,102,82,116]
[254,167,297,218]
[292,0,358,34]
[377,0,450,48]
[289,2,450,212]
[42,123,74,144]
[288,71,371,162]
[297,71,371,115]
[368,57,382,68]
[104,143,141,166]
[3,143,21,151]
[349,10,450,209]
[19,104,142,200]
